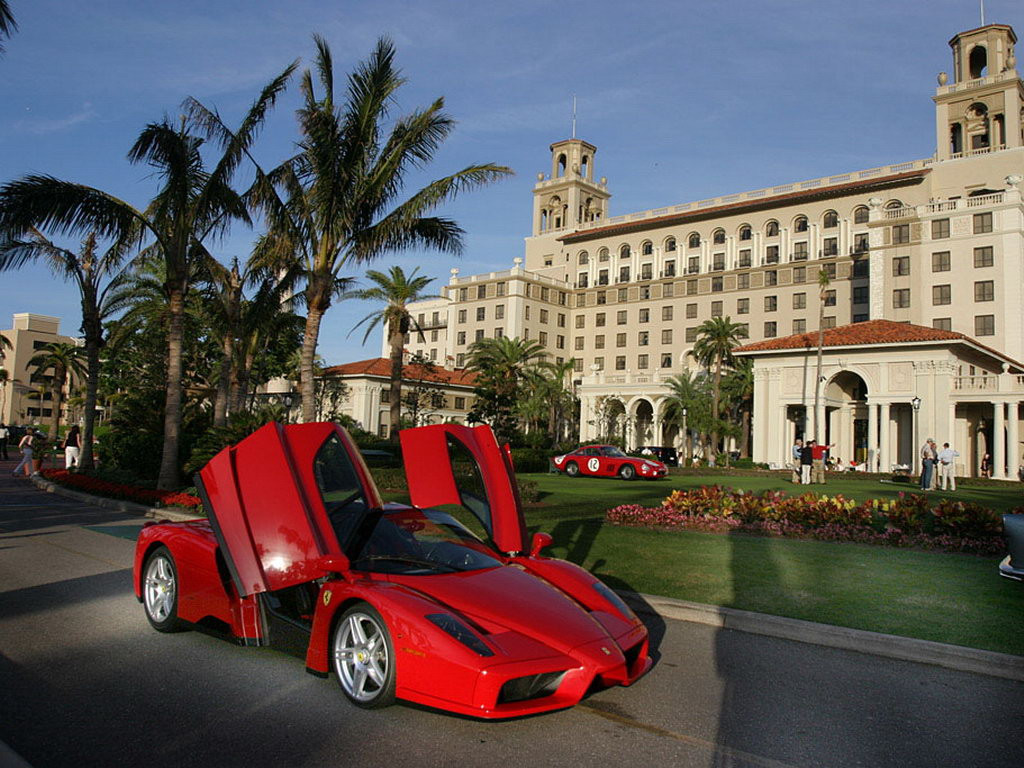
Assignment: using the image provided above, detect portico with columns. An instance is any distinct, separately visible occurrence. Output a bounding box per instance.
[736,320,1024,479]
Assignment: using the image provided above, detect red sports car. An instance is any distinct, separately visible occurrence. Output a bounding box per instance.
[134,422,651,718]
[552,445,668,480]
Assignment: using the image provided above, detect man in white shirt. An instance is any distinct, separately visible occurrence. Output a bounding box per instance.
[937,442,959,491]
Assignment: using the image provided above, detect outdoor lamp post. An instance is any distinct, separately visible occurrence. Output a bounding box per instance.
[283,394,294,424]
[682,406,688,467]
[911,396,921,474]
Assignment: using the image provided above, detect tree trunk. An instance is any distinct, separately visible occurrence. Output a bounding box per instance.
[238,349,254,412]
[79,310,101,470]
[300,303,324,424]
[710,357,722,464]
[48,369,63,441]
[388,321,404,442]
[814,297,825,442]
[741,409,750,459]
[213,333,232,427]
[157,288,185,490]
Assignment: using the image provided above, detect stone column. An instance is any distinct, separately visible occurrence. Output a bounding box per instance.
[993,401,1006,480]
[879,402,891,472]
[652,414,663,447]
[1008,401,1021,481]
[867,401,878,471]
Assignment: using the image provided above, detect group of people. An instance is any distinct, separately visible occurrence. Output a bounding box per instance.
[790,438,835,484]
[4,424,83,478]
[919,438,960,491]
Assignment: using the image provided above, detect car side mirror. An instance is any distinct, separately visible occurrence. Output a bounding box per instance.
[315,555,350,576]
[530,532,553,558]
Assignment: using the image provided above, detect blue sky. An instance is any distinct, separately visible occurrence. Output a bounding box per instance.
[1,0,1021,364]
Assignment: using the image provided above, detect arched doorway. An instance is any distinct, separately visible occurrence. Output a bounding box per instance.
[632,399,654,448]
[824,370,869,465]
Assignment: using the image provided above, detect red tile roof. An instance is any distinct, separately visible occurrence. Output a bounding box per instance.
[321,358,478,387]
[734,320,970,353]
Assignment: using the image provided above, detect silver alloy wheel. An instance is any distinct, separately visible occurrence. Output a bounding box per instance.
[333,611,390,703]
[144,553,176,624]
[566,461,580,476]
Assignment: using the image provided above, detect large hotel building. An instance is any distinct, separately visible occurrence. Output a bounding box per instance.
[379,23,1024,479]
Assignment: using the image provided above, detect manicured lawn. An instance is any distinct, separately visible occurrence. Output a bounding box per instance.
[390,470,1024,655]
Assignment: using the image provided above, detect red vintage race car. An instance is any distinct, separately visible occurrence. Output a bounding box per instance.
[552,445,668,480]
[134,422,651,718]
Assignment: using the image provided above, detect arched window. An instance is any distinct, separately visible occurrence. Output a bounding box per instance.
[823,210,839,228]
[598,247,610,262]
[884,199,904,210]
[969,45,987,79]
[765,220,780,237]
[557,154,567,177]
[712,229,725,245]
[687,233,701,249]
[581,155,590,178]
[641,240,653,256]
[578,251,589,265]
[853,206,869,224]
[619,244,631,259]
[793,216,808,233]
[665,237,677,252]
[738,225,752,241]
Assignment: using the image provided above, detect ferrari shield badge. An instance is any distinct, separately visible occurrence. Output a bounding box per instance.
[323,590,332,607]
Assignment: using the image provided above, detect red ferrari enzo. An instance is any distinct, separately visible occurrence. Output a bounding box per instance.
[134,422,651,718]
[552,445,668,480]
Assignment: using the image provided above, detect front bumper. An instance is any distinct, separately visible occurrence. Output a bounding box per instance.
[999,555,1024,582]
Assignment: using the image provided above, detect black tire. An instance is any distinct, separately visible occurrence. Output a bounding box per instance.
[332,602,396,709]
[619,464,636,481]
[565,461,580,477]
[142,545,185,632]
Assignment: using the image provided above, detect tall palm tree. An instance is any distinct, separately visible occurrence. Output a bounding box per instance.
[813,267,831,442]
[692,316,748,464]
[466,336,547,440]
[28,341,86,438]
[0,365,9,421]
[348,266,438,441]
[0,231,131,469]
[0,65,295,488]
[0,1,17,55]
[722,357,754,458]
[248,37,511,423]
[661,370,711,465]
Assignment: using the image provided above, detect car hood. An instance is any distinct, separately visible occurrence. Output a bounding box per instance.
[392,564,610,655]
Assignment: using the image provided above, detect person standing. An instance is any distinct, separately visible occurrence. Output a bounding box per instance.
[920,438,937,491]
[12,427,34,477]
[980,452,991,478]
[937,442,959,491]
[811,440,831,484]
[791,439,803,483]
[63,425,82,470]
[800,440,814,485]
[0,423,9,461]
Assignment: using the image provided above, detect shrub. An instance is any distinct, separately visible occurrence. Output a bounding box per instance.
[508,448,552,474]
[930,499,1003,539]
[42,468,202,511]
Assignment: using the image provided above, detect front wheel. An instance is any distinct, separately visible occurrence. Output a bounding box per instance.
[565,461,580,477]
[332,603,396,709]
[142,545,185,632]
[619,464,636,481]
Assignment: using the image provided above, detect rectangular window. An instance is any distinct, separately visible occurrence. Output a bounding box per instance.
[639,285,651,300]
[852,286,868,304]
[619,266,630,283]
[594,357,604,370]
[476,285,486,299]
[640,264,652,280]
[793,242,808,261]
[539,309,548,323]
[574,336,584,351]
[738,249,752,268]
[853,233,869,253]
[617,310,627,325]
[931,219,950,239]
[595,335,605,349]
[765,245,779,264]
[686,303,698,319]
[616,333,627,347]
[575,315,585,329]
[688,256,700,274]
[822,237,838,257]
[638,332,649,346]
[892,224,910,244]
[974,280,994,302]
[457,331,466,345]
[475,329,485,341]
[597,291,606,305]
[737,273,750,289]
[494,328,504,338]
[822,263,836,280]
[662,305,673,321]
[595,312,606,327]
[974,246,993,267]
[617,287,627,302]
[764,321,777,338]
[541,287,549,301]
[380,389,390,404]
[637,354,649,369]
[793,266,806,283]
[538,331,547,345]
[476,306,486,321]
[459,288,467,301]
[661,329,673,344]
[664,261,676,277]
[495,304,505,320]
[598,269,609,285]
[711,276,723,292]
[932,284,951,305]
[822,316,836,329]
[663,282,674,297]
[765,270,778,286]
[556,335,564,349]
[615,356,626,370]
[557,313,565,327]
[792,319,806,334]
[975,314,995,336]
[661,353,672,368]
[824,290,836,307]
[712,253,725,271]
[577,273,589,288]
[973,212,993,234]
[793,292,806,309]
[456,353,465,367]
[685,327,698,343]
[496,282,506,296]
[851,259,868,278]
[639,308,650,323]
[710,300,723,317]
[892,288,910,308]
[574,359,583,372]
[737,298,749,314]
[458,309,467,323]
[892,256,910,276]
[687,279,698,295]
[764,295,777,312]
[931,251,950,272]
[932,318,952,331]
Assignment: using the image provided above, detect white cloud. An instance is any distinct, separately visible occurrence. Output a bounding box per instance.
[16,103,97,135]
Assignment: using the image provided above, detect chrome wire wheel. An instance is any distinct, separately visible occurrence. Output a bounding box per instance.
[142,546,183,632]
[332,604,395,708]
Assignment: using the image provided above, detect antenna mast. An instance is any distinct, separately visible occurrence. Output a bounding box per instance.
[571,95,577,139]
[980,0,985,26]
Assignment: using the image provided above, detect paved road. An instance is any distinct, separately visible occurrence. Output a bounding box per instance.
[2,461,1023,768]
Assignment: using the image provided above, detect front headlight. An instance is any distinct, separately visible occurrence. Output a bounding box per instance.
[426,613,493,656]
[591,581,637,622]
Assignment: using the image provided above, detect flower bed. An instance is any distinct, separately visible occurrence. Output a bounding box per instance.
[606,486,1014,555]
[41,469,203,511]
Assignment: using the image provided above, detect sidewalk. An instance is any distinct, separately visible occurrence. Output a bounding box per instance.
[10,459,1024,684]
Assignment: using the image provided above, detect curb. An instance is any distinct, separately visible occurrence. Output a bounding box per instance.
[621,591,1024,683]
[24,475,1024,683]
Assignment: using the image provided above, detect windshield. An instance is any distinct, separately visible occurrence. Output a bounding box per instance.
[600,446,627,458]
[348,508,502,575]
